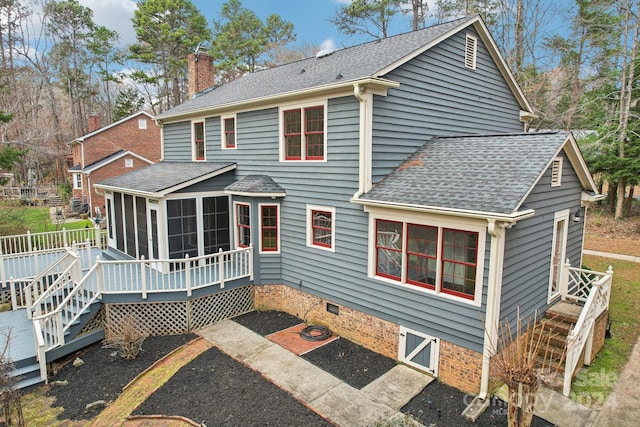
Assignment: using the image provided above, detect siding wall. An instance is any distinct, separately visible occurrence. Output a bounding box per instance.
[500,150,584,328]
[372,28,524,181]
[159,29,548,354]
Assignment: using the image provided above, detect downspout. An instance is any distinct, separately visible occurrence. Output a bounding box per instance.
[353,83,368,199]
[479,218,507,400]
[87,174,92,216]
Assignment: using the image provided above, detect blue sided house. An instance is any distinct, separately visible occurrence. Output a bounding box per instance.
[2,15,611,398]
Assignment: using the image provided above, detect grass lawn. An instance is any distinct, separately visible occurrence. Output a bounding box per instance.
[570,255,640,407]
[0,205,94,235]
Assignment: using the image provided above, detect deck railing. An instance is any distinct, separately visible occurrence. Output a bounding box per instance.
[12,249,78,313]
[0,227,105,285]
[29,247,253,355]
[562,263,613,396]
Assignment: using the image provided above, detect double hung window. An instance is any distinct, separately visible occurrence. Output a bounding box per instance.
[282,103,326,161]
[222,116,236,149]
[236,203,251,248]
[260,204,279,252]
[193,121,205,160]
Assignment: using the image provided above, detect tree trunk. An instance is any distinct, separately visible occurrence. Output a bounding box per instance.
[609,182,617,213]
[624,186,634,217]
[520,382,539,427]
[508,385,519,427]
[615,178,626,219]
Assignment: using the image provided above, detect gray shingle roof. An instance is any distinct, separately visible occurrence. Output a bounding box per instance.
[156,17,473,120]
[360,132,572,215]
[225,175,285,196]
[95,162,236,195]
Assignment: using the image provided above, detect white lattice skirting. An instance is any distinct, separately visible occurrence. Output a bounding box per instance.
[102,285,254,336]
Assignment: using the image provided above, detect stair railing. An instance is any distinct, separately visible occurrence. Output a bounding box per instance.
[20,249,78,315]
[31,263,101,352]
[563,266,614,396]
[29,251,81,319]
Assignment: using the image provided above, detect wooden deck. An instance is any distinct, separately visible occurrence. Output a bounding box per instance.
[0,308,36,364]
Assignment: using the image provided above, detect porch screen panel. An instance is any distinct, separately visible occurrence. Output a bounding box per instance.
[136,197,148,259]
[124,194,136,257]
[167,199,198,259]
[150,209,159,259]
[203,196,230,255]
[114,193,124,252]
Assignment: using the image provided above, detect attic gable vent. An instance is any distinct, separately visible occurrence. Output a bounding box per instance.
[465,34,477,70]
[551,157,562,187]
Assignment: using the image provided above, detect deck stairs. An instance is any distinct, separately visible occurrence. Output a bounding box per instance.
[5,253,105,390]
[534,301,582,389]
[10,291,103,390]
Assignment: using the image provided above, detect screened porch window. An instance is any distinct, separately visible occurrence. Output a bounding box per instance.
[167,199,198,259]
[203,196,230,254]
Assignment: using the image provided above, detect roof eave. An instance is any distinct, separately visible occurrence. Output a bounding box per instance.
[155,77,399,123]
[92,184,158,198]
[224,190,286,198]
[351,197,536,223]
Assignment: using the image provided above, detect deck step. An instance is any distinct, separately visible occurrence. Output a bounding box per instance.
[545,301,581,323]
[11,362,44,390]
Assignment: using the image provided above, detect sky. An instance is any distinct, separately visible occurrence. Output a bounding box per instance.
[79,0,431,52]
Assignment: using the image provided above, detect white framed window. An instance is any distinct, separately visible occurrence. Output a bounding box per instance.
[259,203,280,254]
[192,120,205,161]
[306,205,336,252]
[73,173,82,189]
[233,201,251,248]
[367,209,486,306]
[221,114,237,149]
[125,158,134,168]
[138,118,147,129]
[551,157,563,187]
[279,100,328,162]
[465,34,477,70]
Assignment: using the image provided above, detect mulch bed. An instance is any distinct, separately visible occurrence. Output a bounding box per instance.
[43,310,556,426]
[46,334,197,420]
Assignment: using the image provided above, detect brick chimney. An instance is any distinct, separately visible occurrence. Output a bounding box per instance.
[188,47,215,99]
[88,114,101,133]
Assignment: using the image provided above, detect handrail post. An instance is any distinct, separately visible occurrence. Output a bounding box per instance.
[9,278,18,311]
[27,231,33,253]
[56,311,64,346]
[560,258,571,300]
[141,255,147,299]
[0,242,6,287]
[63,227,68,248]
[218,250,225,289]
[96,257,104,295]
[185,254,192,296]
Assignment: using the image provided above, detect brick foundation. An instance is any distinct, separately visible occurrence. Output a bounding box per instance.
[438,340,483,394]
[254,284,399,359]
[254,284,484,394]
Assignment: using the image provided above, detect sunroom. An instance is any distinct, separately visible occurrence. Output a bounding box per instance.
[94,162,238,269]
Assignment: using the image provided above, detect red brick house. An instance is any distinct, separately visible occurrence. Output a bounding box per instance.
[68,111,160,216]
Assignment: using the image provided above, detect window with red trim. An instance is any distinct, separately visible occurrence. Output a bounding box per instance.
[283,105,324,160]
[224,117,235,148]
[261,205,278,252]
[236,204,250,248]
[374,220,480,301]
[311,210,332,248]
[375,219,403,280]
[441,229,478,299]
[406,224,438,289]
[194,121,205,160]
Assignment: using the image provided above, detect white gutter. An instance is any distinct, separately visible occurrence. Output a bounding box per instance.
[351,198,536,223]
[353,83,367,199]
[478,218,507,400]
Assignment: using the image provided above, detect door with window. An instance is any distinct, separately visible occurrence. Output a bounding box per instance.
[549,210,569,302]
[105,193,116,248]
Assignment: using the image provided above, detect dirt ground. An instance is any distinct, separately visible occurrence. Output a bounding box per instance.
[584,204,640,256]
[36,311,555,426]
